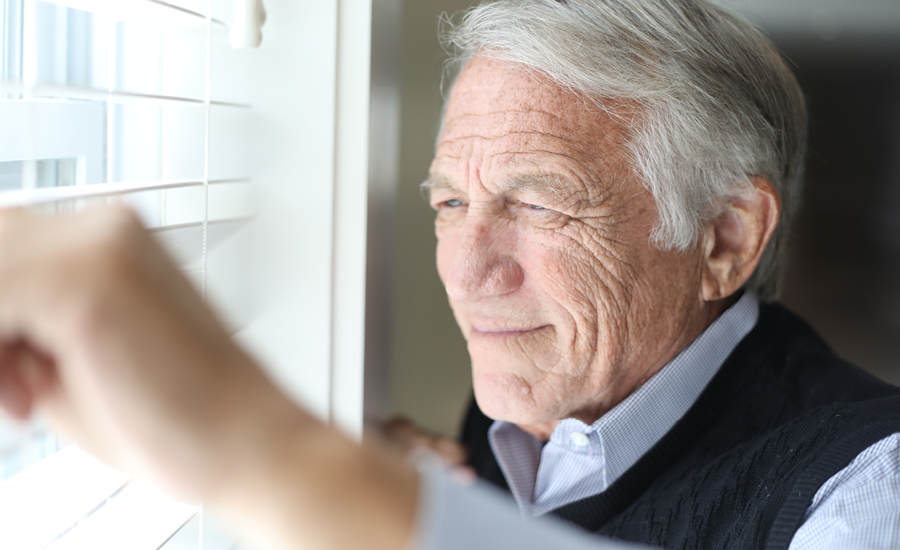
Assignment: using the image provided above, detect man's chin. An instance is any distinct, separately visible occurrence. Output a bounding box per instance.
[472,372,552,425]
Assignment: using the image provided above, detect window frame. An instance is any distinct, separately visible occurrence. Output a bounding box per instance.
[0,0,400,546]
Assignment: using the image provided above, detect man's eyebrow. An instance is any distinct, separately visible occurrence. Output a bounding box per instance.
[419,175,458,199]
[498,174,570,200]
[420,174,574,201]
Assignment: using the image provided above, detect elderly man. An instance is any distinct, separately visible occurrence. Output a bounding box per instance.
[402,1,900,547]
[0,1,898,550]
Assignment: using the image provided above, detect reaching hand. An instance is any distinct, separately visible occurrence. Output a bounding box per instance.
[0,206,418,550]
[383,416,469,468]
[0,205,280,499]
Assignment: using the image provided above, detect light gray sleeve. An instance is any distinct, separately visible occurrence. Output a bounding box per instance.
[409,457,652,550]
[789,433,900,550]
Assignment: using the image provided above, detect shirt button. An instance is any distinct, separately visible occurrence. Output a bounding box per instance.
[569,432,590,446]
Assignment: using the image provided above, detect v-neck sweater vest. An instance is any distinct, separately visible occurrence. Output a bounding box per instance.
[462,302,900,550]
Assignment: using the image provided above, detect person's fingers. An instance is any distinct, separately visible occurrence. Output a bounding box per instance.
[383,415,415,439]
[16,343,55,396]
[19,345,114,468]
[0,342,34,420]
[433,437,467,466]
[383,415,435,449]
[382,415,468,467]
[0,205,256,493]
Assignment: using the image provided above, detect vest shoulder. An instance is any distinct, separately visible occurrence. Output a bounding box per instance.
[575,304,900,548]
[746,302,900,406]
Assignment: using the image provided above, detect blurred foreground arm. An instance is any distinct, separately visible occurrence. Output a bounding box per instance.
[0,206,417,550]
[0,206,649,550]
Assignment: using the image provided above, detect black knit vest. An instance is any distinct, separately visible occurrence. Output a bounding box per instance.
[461,303,900,550]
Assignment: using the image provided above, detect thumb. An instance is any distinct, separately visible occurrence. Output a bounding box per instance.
[0,342,33,421]
[16,344,56,402]
[0,342,55,421]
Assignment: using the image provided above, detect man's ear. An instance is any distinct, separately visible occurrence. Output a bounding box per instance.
[700,176,781,302]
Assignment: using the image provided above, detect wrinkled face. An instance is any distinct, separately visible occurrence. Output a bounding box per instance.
[428,57,714,427]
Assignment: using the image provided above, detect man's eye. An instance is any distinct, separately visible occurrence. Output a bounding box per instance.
[527,204,546,211]
[443,199,464,208]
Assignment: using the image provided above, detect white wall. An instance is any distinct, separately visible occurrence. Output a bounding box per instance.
[221,0,395,439]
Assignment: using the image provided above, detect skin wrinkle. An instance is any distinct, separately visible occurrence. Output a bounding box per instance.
[456,150,599,178]
[431,56,731,431]
[447,107,576,125]
[441,107,623,155]
[443,106,585,129]
[426,167,623,219]
[441,130,591,149]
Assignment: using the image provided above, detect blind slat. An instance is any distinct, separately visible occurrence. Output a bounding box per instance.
[43,481,199,550]
[0,446,129,550]
[0,83,250,108]
[34,0,228,28]
[158,511,239,550]
[0,178,250,207]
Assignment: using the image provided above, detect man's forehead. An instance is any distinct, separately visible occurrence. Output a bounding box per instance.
[440,57,628,156]
[432,57,635,198]
[448,57,575,112]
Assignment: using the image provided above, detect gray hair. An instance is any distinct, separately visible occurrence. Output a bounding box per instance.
[441,0,806,300]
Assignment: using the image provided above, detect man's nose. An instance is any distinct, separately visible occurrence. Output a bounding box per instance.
[443,216,524,303]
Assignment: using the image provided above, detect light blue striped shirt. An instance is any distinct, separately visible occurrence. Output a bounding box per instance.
[412,292,900,550]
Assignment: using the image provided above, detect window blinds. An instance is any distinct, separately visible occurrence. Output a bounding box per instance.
[0,0,264,547]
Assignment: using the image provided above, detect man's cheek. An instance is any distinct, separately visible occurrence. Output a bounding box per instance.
[435,237,457,285]
[530,252,620,352]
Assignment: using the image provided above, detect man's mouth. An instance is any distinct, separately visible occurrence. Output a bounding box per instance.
[468,322,550,338]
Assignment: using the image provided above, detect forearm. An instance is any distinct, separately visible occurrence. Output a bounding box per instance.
[0,207,419,550]
[205,379,419,550]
